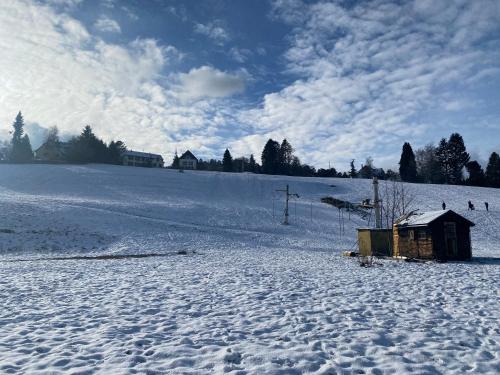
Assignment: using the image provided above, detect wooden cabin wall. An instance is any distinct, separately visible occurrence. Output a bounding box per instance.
[457,224,472,260]
[395,228,434,259]
[431,218,472,261]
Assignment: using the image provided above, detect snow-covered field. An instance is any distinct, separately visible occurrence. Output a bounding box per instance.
[0,164,499,374]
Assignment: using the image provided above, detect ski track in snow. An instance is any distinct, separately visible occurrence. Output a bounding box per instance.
[0,164,499,374]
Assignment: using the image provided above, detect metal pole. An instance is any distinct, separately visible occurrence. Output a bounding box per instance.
[284,184,289,225]
[373,177,381,229]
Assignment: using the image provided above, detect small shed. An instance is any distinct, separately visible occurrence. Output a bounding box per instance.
[358,228,393,257]
[393,210,474,261]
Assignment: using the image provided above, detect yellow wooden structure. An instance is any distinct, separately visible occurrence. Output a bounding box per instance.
[357,228,393,257]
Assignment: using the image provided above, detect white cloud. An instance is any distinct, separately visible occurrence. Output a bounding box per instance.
[43,0,83,8]
[94,15,121,34]
[238,0,500,168]
[229,47,251,63]
[0,0,242,161]
[175,66,247,101]
[193,21,230,45]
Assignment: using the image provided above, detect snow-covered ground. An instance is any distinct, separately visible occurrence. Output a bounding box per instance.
[0,164,499,374]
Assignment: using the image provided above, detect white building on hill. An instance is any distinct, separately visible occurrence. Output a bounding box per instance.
[123,151,164,168]
[179,150,198,170]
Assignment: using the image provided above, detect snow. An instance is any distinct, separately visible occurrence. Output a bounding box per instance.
[0,164,499,374]
[395,209,473,227]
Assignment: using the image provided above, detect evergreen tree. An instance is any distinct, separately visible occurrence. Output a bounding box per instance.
[290,156,302,176]
[465,161,485,186]
[316,167,338,177]
[399,142,417,182]
[9,111,33,162]
[233,157,249,172]
[435,138,451,183]
[248,154,257,173]
[485,152,500,188]
[41,126,61,161]
[67,125,107,163]
[415,144,442,184]
[359,156,374,179]
[436,133,470,184]
[278,139,293,175]
[222,149,233,172]
[108,140,126,165]
[261,139,280,174]
[171,151,180,169]
[447,133,470,184]
[349,159,357,178]
[385,169,399,180]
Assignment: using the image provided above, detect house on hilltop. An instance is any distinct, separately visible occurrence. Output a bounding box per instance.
[123,150,164,168]
[393,210,474,261]
[179,150,198,170]
[34,141,71,162]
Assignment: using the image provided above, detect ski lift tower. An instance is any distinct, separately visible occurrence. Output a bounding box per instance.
[276,184,299,225]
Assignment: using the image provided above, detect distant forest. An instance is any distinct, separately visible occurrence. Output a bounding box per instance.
[1,112,126,165]
[1,111,500,188]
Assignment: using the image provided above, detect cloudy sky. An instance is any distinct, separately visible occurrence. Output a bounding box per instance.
[1,0,500,169]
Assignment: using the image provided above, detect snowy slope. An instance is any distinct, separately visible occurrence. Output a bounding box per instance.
[0,164,499,374]
[1,163,499,257]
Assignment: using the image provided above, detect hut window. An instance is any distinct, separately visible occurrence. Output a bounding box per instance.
[409,230,414,240]
[444,222,457,238]
[418,230,427,240]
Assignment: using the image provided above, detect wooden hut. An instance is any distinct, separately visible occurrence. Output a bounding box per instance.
[357,228,393,257]
[393,210,474,261]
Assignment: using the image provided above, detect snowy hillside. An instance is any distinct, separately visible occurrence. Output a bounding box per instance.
[1,163,499,257]
[0,164,499,374]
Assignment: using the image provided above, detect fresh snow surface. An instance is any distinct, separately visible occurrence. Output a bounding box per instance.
[0,164,499,374]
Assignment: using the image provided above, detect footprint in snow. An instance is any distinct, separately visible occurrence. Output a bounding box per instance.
[223,348,242,365]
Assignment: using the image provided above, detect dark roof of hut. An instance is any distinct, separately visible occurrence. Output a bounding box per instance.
[395,210,475,228]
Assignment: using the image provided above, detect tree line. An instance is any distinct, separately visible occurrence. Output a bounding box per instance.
[1,112,126,164]
[398,132,500,188]
[3,112,499,188]
[171,138,343,178]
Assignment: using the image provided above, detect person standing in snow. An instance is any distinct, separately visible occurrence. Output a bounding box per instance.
[485,202,489,211]
[442,201,446,210]
[468,201,475,210]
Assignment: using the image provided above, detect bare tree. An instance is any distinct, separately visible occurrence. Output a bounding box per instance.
[0,140,11,160]
[380,180,416,229]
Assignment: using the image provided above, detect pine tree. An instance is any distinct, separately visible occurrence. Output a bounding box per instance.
[359,156,375,179]
[447,133,470,184]
[436,133,470,184]
[9,112,33,162]
[415,144,442,184]
[108,140,126,164]
[67,125,107,163]
[465,161,485,186]
[248,154,257,173]
[435,138,451,183]
[349,159,357,178]
[485,152,500,188]
[222,149,233,172]
[399,142,417,182]
[261,139,280,174]
[172,151,180,169]
[279,139,293,175]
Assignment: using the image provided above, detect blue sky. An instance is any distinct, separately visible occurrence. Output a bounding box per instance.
[1,0,500,170]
